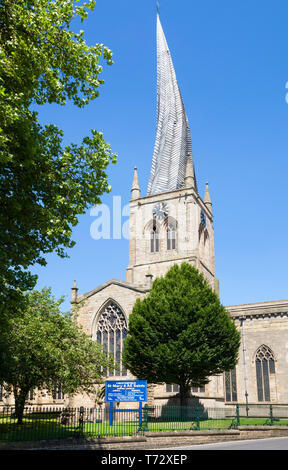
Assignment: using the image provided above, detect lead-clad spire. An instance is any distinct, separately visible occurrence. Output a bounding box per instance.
[147,14,197,196]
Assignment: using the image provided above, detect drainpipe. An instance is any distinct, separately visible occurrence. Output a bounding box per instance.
[240,316,249,417]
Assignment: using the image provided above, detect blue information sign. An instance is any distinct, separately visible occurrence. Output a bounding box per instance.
[105,380,147,403]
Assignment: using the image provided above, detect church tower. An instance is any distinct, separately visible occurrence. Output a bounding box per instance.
[126,13,218,293]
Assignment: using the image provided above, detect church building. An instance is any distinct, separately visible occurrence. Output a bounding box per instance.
[70,13,288,410]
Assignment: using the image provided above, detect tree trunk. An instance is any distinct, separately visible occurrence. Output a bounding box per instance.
[179,383,189,422]
[179,384,188,407]
[13,387,28,424]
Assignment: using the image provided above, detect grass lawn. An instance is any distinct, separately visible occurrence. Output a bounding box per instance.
[1,414,288,442]
[0,414,141,442]
[148,417,288,431]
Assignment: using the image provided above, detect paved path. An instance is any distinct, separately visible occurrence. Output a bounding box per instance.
[160,436,288,450]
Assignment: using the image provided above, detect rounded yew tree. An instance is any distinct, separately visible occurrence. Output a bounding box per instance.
[123,263,240,405]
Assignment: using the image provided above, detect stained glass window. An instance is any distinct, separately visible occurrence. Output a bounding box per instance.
[96,301,128,377]
[255,345,275,402]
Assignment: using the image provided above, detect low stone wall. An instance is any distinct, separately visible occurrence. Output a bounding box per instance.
[1,427,288,450]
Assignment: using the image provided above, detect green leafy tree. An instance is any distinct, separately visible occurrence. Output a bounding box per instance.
[0,0,117,311]
[0,288,113,423]
[123,263,241,406]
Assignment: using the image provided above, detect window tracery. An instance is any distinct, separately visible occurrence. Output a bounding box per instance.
[255,345,275,402]
[164,216,177,251]
[150,224,159,252]
[96,301,128,377]
[224,367,238,402]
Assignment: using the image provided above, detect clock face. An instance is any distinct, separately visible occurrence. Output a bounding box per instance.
[153,202,169,220]
[201,210,206,228]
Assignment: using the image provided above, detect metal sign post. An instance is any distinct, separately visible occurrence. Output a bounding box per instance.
[105,380,147,427]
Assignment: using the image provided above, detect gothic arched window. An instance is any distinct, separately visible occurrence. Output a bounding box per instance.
[96,301,128,377]
[224,367,238,402]
[145,219,160,253]
[167,224,176,250]
[150,224,159,253]
[164,217,177,251]
[167,226,176,250]
[255,345,275,402]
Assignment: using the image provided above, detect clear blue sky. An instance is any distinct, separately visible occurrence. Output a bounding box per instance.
[32,0,288,312]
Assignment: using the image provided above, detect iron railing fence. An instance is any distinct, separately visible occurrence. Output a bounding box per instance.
[235,404,288,426]
[0,406,142,442]
[1,404,288,442]
[143,404,288,431]
[142,405,232,432]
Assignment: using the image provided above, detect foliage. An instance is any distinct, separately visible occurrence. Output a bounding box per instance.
[0,288,114,423]
[123,263,241,404]
[0,0,117,310]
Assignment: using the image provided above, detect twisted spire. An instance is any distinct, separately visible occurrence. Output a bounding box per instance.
[147,14,197,196]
